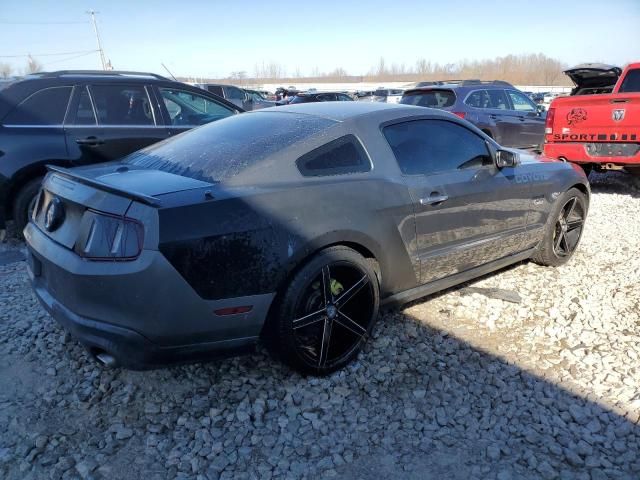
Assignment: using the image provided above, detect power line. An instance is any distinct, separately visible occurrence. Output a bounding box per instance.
[0,20,88,25]
[0,50,98,58]
[43,51,99,66]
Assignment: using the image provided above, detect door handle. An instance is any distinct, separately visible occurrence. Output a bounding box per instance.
[489,114,498,119]
[519,117,526,122]
[420,193,449,206]
[76,136,104,146]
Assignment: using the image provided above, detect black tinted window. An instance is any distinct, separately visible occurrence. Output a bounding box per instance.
[124,112,334,182]
[90,85,154,125]
[207,85,224,96]
[297,135,370,177]
[401,89,456,108]
[486,89,509,109]
[465,90,490,108]
[383,120,492,175]
[4,86,72,125]
[619,69,640,93]
[226,87,245,100]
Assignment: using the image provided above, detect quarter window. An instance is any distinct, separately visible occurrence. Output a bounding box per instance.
[507,90,536,112]
[383,120,492,175]
[90,85,154,125]
[225,87,245,100]
[297,135,371,177]
[4,86,72,125]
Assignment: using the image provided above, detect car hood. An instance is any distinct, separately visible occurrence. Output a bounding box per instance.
[564,63,622,89]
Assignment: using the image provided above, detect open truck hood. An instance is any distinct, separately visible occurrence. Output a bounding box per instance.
[564,63,622,90]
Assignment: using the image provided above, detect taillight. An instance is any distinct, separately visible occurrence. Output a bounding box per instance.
[75,210,144,261]
[453,112,466,119]
[545,107,555,134]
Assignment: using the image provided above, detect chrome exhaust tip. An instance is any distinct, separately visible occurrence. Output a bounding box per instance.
[95,352,118,368]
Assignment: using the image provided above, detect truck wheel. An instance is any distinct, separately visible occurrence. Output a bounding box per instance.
[271,246,380,375]
[532,188,587,267]
[12,177,43,235]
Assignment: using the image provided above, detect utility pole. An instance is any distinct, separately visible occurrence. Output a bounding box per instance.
[87,10,108,70]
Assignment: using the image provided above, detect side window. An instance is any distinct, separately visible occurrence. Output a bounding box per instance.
[338,94,352,101]
[619,69,640,93]
[507,90,536,112]
[3,86,72,125]
[207,85,224,97]
[297,135,371,177]
[90,85,154,125]
[67,87,97,125]
[158,88,234,126]
[383,120,492,175]
[486,89,509,110]
[465,90,490,108]
[225,87,245,100]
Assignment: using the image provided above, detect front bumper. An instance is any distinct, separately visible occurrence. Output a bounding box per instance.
[543,142,640,166]
[24,222,275,369]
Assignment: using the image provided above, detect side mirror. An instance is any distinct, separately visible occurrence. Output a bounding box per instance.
[495,149,519,168]
[537,104,546,114]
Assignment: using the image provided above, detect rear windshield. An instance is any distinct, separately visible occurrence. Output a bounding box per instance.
[123,112,334,182]
[400,89,456,108]
[619,69,640,93]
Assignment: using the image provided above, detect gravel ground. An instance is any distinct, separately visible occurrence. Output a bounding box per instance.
[0,172,639,480]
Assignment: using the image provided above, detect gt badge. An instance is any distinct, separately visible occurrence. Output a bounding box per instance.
[612,109,625,122]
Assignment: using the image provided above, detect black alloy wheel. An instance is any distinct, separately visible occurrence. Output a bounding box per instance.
[273,246,380,375]
[552,196,586,258]
[532,187,587,267]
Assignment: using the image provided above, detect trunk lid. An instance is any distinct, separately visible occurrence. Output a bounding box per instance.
[34,165,215,251]
[564,63,622,94]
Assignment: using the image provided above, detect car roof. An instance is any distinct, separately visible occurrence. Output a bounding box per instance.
[264,101,444,122]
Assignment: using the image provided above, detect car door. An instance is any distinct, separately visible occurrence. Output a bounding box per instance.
[382,119,532,284]
[484,89,522,147]
[65,83,167,165]
[506,89,545,149]
[154,86,237,136]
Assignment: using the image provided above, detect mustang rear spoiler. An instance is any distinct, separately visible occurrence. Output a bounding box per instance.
[46,165,161,207]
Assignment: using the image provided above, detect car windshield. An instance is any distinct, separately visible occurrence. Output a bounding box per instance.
[123,112,335,182]
[400,89,456,108]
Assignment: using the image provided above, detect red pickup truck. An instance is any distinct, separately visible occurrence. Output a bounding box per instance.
[543,62,640,176]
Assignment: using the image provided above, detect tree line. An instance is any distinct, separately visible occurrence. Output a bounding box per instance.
[220,53,571,86]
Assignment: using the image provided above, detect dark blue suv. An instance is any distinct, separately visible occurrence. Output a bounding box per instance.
[400,80,546,150]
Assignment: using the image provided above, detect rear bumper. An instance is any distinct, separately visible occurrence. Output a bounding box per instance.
[543,142,640,166]
[24,222,275,369]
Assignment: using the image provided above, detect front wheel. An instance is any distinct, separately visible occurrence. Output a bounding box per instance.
[532,188,588,267]
[271,246,380,375]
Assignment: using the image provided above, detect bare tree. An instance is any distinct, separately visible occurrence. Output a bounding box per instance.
[0,63,12,78]
[25,55,42,74]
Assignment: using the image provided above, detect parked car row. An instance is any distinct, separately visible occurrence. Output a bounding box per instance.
[0,71,242,233]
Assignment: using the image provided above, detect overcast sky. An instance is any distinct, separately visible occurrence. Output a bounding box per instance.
[1,0,639,78]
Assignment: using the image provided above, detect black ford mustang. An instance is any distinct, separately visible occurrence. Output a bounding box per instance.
[24,102,589,375]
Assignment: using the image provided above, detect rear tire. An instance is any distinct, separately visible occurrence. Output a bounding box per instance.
[531,188,587,267]
[271,246,380,375]
[12,178,43,235]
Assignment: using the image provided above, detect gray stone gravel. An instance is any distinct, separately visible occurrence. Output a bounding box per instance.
[0,172,639,479]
